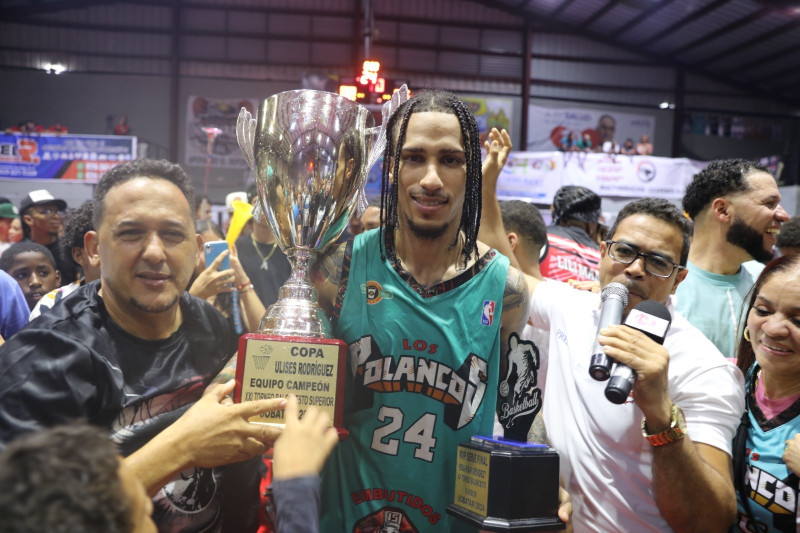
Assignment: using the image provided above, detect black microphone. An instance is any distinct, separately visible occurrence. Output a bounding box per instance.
[605,300,672,404]
[589,282,629,381]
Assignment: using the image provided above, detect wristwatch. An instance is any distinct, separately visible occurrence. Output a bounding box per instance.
[642,404,686,447]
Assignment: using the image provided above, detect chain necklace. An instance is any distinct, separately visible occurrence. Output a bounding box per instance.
[251,233,278,270]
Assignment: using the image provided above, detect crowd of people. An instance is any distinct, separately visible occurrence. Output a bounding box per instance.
[0,90,799,533]
[4,120,69,134]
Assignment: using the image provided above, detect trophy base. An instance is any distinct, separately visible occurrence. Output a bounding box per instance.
[233,333,347,434]
[446,505,565,531]
[448,436,564,531]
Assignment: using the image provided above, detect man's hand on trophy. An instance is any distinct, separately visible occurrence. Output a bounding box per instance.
[171,379,286,469]
[273,394,339,480]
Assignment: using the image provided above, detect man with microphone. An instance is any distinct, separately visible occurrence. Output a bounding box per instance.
[481,193,745,531]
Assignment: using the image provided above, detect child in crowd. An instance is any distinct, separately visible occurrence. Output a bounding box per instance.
[30,201,99,319]
[0,242,61,311]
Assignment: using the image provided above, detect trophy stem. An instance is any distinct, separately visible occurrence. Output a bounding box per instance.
[257,247,333,338]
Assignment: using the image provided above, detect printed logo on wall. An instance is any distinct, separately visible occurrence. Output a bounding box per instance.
[637,161,657,182]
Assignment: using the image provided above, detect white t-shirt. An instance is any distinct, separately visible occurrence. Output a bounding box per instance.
[531,281,744,532]
[29,280,81,320]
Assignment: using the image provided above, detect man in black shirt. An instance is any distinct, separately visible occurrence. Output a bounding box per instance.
[0,159,284,532]
[235,183,291,310]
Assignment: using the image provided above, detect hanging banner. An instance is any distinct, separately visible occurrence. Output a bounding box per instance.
[461,96,513,146]
[185,96,259,169]
[527,105,655,153]
[0,133,136,181]
[497,152,707,202]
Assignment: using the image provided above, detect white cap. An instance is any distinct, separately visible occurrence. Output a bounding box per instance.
[225,191,247,212]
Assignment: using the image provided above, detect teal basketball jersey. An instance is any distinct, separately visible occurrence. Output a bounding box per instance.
[736,366,800,532]
[320,229,509,532]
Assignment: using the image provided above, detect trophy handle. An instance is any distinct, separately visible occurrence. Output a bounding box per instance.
[236,107,258,172]
[356,84,410,215]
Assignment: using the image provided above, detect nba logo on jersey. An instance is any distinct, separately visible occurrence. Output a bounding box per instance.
[481,300,495,326]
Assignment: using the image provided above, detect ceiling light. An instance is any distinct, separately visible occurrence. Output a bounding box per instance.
[43,62,66,75]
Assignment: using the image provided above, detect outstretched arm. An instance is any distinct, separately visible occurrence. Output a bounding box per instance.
[125,380,285,496]
[478,128,521,271]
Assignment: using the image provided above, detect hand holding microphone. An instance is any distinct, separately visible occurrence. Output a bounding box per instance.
[602,300,672,404]
[589,282,629,381]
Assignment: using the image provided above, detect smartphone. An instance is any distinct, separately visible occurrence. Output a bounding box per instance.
[204,240,231,271]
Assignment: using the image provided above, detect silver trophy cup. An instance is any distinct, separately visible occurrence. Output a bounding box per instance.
[237,90,375,338]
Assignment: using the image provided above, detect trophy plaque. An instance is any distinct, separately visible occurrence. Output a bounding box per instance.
[233,89,378,431]
[447,436,564,531]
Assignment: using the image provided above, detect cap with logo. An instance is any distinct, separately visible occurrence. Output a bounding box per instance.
[19,189,67,215]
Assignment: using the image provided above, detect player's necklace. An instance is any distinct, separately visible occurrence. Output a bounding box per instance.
[251,234,277,270]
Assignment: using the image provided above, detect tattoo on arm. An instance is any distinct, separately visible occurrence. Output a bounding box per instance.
[211,353,238,385]
[503,268,529,314]
[313,242,346,287]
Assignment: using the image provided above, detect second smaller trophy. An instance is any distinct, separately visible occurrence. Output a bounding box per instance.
[233,89,376,433]
[447,436,564,531]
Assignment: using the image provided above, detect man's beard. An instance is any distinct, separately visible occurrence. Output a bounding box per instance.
[403,212,452,241]
[726,218,774,263]
[129,294,180,314]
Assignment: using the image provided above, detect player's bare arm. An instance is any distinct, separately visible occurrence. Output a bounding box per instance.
[312,241,348,318]
[211,352,238,385]
[500,266,530,357]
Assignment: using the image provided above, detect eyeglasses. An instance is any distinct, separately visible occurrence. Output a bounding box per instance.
[605,240,685,278]
[32,207,63,216]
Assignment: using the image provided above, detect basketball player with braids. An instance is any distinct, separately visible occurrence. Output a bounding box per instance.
[312,90,539,532]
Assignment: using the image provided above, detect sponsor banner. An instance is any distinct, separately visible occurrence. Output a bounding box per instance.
[461,96,513,145]
[527,105,655,152]
[497,151,707,202]
[0,133,136,181]
[185,95,259,169]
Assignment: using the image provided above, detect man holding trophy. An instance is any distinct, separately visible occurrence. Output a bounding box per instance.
[310,90,532,532]
[236,88,570,531]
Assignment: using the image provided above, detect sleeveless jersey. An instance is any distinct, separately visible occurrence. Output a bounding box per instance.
[539,227,600,282]
[736,366,800,533]
[320,229,509,533]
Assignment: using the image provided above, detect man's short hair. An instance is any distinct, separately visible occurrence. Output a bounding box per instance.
[777,216,800,250]
[60,201,94,268]
[93,159,194,228]
[607,198,691,265]
[0,241,57,273]
[499,200,547,258]
[682,158,770,220]
[0,422,133,533]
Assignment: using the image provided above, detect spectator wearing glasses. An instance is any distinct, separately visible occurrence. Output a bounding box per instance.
[523,198,744,532]
[19,189,77,284]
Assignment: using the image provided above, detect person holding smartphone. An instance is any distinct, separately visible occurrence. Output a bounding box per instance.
[191,219,266,333]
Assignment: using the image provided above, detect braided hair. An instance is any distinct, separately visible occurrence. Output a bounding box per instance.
[379,89,483,267]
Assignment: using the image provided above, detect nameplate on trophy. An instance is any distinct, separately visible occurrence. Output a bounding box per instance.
[234,333,346,431]
[447,436,564,531]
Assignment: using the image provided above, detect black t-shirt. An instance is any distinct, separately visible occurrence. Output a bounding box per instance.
[0,281,261,532]
[235,234,291,310]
